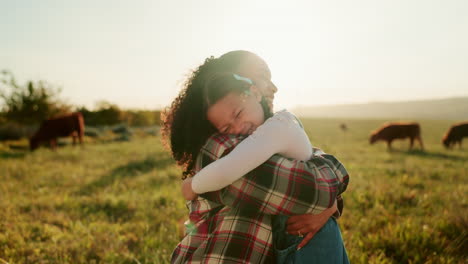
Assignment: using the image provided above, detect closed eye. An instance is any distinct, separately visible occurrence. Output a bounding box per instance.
[236,109,243,119]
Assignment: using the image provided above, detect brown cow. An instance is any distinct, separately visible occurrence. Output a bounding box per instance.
[369,122,424,150]
[339,123,348,132]
[442,122,468,149]
[30,112,85,151]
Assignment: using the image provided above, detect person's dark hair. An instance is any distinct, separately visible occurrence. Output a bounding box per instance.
[204,73,251,105]
[161,51,271,179]
[204,72,272,120]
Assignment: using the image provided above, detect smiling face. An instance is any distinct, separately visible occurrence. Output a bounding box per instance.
[207,90,265,135]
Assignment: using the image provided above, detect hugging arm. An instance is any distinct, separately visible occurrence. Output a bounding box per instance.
[191,111,312,194]
[199,134,349,216]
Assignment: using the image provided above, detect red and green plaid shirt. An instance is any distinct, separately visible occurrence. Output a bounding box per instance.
[171,134,349,264]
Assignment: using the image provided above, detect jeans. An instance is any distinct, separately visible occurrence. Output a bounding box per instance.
[272,216,349,264]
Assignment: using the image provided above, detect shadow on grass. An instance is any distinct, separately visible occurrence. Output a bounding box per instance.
[77,155,174,195]
[392,149,464,161]
[79,199,136,222]
[0,144,29,159]
[0,150,27,159]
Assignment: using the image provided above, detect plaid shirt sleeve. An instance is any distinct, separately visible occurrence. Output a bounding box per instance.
[199,133,350,215]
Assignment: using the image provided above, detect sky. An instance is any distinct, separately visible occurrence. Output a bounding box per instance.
[1,0,467,111]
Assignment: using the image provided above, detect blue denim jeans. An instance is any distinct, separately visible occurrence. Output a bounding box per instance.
[272,216,349,264]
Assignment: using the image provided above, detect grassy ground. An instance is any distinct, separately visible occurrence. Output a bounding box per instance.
[0,119,466,264]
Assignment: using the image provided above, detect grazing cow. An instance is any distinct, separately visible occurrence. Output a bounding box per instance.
[30,112,85,151]
[340,123,348,132]
[442,122,468,149]
[369,122,424,150]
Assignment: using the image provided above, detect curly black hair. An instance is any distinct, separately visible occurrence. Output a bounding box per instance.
[161,51,270,179]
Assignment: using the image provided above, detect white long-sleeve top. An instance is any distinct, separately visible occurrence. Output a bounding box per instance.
[191,109,323,194]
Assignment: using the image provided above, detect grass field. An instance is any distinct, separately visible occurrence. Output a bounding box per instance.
[0,119,467,264]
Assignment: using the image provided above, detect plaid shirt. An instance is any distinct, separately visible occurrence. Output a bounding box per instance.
[171,134,349,264]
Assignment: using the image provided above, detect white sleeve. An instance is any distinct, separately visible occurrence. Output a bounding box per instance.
[191,110,313,194]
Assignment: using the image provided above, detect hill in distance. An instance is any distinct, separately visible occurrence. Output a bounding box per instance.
[292,97,468,120]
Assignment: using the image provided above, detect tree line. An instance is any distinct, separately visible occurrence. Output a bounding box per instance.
[0,70,161,127]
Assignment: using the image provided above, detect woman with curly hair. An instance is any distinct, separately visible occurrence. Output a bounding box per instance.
[163,51,349,264]
[162,51,277,179]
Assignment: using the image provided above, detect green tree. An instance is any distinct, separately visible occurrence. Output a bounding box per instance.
[0,70,70,125]
[77,101,122,126]
[122,110,161,127]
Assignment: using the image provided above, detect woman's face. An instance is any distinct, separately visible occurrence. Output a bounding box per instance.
[206,90,264,135]
[236,55,278,109]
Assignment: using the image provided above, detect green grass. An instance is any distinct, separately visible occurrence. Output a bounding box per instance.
[0,119,467,264]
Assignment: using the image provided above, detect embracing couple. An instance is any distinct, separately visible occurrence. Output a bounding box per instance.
[162,50,350,264]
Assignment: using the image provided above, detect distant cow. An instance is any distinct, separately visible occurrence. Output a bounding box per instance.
[442,122,468,149]
[370,122,424,150]
[30,112,85,151]
[340,123,348,132]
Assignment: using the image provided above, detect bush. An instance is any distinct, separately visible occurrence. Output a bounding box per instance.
[77,102,122,126]
[111,124,131,135]
[0,122,37,141]
[122,110,161,127]
[84,126,102,138]
[77,103,162,128]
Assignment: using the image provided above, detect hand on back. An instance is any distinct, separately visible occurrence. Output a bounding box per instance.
[181,177,198,201]
[286,200,338,249]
